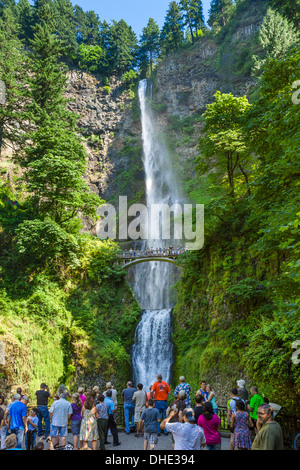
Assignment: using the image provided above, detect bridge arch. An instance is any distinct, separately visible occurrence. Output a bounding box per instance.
[117,256,183,269]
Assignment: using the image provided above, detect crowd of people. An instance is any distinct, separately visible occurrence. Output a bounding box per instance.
[119,246,188,258]
[0,375,284,451]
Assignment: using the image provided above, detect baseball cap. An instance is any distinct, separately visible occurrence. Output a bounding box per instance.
[183,409,195,422]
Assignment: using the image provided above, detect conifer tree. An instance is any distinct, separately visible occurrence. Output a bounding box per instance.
[208,0,235,29]
[160,1,185,54]
[107,20,138,75]
[27,5,75,126]
[0,7,29,154]
[16,0,34,43]
[139,18,160,77]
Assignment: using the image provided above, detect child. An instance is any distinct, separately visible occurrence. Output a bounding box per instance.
[141,398,160,450]
[26,408,39,450]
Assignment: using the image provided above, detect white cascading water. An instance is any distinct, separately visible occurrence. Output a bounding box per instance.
[130,79,182,388]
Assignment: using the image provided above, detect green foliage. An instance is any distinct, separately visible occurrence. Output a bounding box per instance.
[76,43,106,73]
[197,91,252,198]
[173,46,300,413]
[160,1,185,55]
[252,8,299,76]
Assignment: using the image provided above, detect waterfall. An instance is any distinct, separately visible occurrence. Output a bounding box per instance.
[130,79,182,389]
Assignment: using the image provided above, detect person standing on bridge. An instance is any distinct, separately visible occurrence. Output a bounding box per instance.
[151,374,171,436]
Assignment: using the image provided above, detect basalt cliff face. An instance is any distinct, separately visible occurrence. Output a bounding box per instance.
[64,5,265,215]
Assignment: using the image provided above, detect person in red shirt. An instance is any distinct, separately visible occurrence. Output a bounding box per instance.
[151,374,171,435]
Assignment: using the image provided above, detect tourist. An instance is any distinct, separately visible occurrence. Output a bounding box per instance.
[252,403,284,450]
[104,389,121,446]
[174,376,192,407]
[25,407,38,450]
[237,379,249,403]
[161,408,206,450]
[78,386,86,406]
[0,394,7,449]
[166,392,186,449]
[146,385,153,406]
[35,383,52,438]
[228,387,242,450]
[70,393,83,450]
[197,381,209,402]
[56,384,71,398]
[197,401,221,450]
[7,394,29,449]
[49,392,73,448]
[33,436,55,450]
[2,393,20,447]
[193,394,204,423]
[206,384,218,414]
[4,433,22,450]
[16,388,23,399]
[80,396,98,450]
[141,398,161,450]
[96,394,109,450]
[248,386,265,432]
[103,382,118,421]
[121,381,137,434]
[93,386,100,405]
[230,399,253,450]
[132,383,146,437]
[151,374,171,436]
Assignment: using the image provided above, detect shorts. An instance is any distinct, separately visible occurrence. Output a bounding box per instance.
[144,432,158,445]
[71,420,81,436]
[134,408,145,423]
[50,424,68,438]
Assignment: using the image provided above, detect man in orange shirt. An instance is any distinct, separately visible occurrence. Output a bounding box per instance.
[151,374,171,436]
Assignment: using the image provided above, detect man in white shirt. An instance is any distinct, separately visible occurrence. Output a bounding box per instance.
[160,408,206,450]
[49,392,72,448]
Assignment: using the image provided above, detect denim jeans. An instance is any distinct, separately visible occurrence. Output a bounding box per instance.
[124,404,135,433]
[0,426,8,449]
[206,443,221,450]
[154,400,168,434]
[37,405,50,436]
[10,428,24,449]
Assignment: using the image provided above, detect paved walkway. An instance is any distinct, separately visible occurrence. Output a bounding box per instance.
[37,429,231,451]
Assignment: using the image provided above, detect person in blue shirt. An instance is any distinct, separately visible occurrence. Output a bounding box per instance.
[197,381,209,402]
[26,408,39,450]
[174,376,192,408]
[104,390,121,446]
[121,381,137,434]
[7,395,29,449]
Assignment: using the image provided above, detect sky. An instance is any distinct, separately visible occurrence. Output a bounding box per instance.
[75,0,212,38]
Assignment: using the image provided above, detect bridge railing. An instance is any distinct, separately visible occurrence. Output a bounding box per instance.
[116,249,187,260]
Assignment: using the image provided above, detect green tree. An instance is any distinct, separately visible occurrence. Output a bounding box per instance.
[208,0,235,29]
[179,0,196,43]
[160,1,185,54]
[252,8,299,76]
[0,7,29,154]
[27,7,75,126]
[21,123,101,225]
[139,18,161,77]
[16,0,34,43]
[107,20,138,75]
[76,43,106,73]
[53,0,78,57]
[197,91,252,199]
[270,0,300,28]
